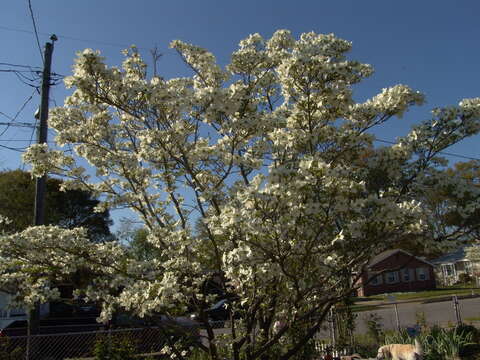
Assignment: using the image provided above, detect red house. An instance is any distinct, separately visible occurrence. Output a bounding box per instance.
[356,249,436,297]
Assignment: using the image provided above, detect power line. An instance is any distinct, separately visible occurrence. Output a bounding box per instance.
[0,139,55,142]
[0,63,64,79]
[0,25,149,51]
[375,138,480,162]
[0,144,28,152]
[0,122,36,128]
[0,136,478,162]
[0,69,40,74]
[22,117,38,171]
[0,89,36,137]
[27,0,44,64]
[0,62,42,70]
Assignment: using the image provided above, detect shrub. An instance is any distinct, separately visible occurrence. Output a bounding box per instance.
[457,273,473,284]
[384,328,411,345]
[93,335,137,360]
[353,333,380,358]
[415,310,427,330]
[365,325,479,360]
[0,336,23,360]
[423,326,475,360]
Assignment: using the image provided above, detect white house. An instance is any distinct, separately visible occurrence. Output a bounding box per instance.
[431,245,480,286]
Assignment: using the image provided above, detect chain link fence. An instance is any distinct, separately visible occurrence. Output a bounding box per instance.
[1,326,200,360]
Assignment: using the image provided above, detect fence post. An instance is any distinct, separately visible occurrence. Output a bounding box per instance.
[452,295,462,325]
[328,308,337,351]
[394,303,400,332]
[25,334,29,360]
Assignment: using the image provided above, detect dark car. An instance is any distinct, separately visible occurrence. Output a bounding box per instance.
[111,312,202,350]
[50,301,101,318]
[0,317,104,337]
[190,298,242,328]
[205,299,231,322]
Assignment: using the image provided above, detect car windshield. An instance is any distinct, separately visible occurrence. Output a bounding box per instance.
[211,300,227,309]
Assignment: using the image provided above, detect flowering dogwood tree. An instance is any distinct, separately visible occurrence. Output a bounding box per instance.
[1,30,480,359]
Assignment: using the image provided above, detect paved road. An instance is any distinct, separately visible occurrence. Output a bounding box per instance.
[354,297,480,334]
[206,297,480,342]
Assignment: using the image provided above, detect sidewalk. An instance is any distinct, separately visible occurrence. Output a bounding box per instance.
[355,292,480,310]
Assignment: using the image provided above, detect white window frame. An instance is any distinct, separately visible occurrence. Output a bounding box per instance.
[385,271,399,284]
[416,267,430,281]
[369,273,383,286]
[401,268,414,282]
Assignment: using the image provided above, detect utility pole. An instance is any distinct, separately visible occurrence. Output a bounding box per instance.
[27,35,57,356]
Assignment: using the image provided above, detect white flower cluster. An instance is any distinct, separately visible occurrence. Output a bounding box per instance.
[2,29,479,359]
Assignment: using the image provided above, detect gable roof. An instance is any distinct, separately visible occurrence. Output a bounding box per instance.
[368,249,434,268]
[430,245,478,265]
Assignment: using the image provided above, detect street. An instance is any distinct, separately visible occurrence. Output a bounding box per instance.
[205,297,480,343]
[355,297,480,333]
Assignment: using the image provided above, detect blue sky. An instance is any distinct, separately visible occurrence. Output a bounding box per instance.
[1,0,479,228]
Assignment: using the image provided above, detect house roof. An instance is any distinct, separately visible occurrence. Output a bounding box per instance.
[431,245,479,265]
[368,249,434,268]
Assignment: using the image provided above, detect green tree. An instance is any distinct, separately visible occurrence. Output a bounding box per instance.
[0,169,112,242]
[418,161,480,256]
[128,227,158,260]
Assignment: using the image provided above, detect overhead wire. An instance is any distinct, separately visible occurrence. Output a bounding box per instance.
[22,116,38,171]
[0,62,42,70]
[374,138,480,162]
[0,25,149,51]
[0,144,28,152]
[27,0,44,64]
[0,89,37,138]
[0,24,479,163]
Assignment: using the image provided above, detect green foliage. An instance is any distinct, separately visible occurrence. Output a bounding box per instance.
[423,326,474,360]
[0,169,112,242]
[457,273,473,284]
[335,294,357,352]
[354,325,480,360]
[93,335,137,360]
[128,228,155,260]
[456,324,480,343]
[350,313,386,358]
[384,328,412,345]
[415,310,428,330]
[0,336,23,360]
[352,333,381,358]
[286,320,319,360]
[365,312,384,344]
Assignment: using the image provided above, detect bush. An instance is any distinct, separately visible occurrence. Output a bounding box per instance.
[420,325,477,360]
[93,335,137,360]
[365,313,384,344]
[456,324,480,358]
[457,273,473,284]
[384,328,411,345]
[355,325,480,360]
[0,336,23,360]
[456,324,480,343]
[427,326,474,360]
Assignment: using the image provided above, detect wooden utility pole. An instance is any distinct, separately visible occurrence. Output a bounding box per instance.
[33,36,56,226]
[28,35,56,354]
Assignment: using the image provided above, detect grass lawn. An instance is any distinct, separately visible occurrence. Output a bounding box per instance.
[350,304,380,312]
[355,286,480,304]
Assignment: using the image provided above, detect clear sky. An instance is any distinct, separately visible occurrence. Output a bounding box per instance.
[1,0,479,228]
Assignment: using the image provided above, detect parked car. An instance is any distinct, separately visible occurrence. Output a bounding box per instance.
[112,311,201,340]
[0,317,104,337]
[190,298,241,328]
[49,301,101,318]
